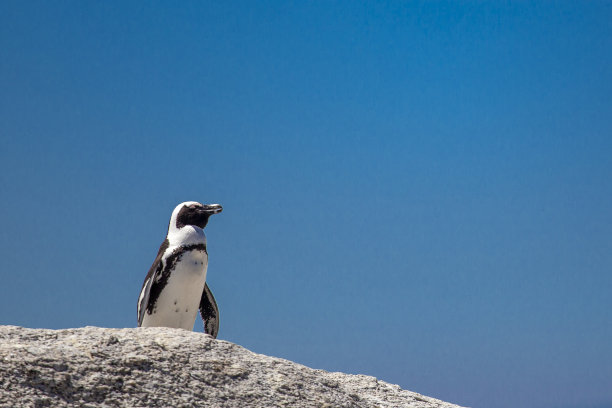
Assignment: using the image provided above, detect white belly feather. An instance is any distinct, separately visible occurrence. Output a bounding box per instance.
[141,249,208,330]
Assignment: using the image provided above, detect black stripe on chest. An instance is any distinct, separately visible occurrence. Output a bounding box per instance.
[146,243,207,315]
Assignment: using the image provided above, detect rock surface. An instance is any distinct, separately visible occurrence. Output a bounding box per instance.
[0,326,464,408]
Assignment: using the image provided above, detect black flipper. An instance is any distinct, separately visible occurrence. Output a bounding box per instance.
[199,282,219,338]
[137,238,169,326]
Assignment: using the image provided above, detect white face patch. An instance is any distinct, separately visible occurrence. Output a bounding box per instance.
[168,202,201,230]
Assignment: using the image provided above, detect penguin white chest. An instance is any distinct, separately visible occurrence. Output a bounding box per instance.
[142,249,208,330]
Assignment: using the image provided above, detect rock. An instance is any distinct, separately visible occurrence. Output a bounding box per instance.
[0,326,464,407]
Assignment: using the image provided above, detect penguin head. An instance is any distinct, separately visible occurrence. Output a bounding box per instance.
[170,201,223,231]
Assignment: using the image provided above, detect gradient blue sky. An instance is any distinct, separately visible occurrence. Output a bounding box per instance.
[1,2,611,408]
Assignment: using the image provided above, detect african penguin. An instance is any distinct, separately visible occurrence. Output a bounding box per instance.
[137,201,222,337]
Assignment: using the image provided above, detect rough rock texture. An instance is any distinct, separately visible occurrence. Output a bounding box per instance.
[0,326,464,408]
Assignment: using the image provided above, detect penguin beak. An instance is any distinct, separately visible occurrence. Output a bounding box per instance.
[201,204,223,215]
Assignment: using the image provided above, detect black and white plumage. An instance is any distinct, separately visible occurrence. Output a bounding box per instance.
[137,201,222,337]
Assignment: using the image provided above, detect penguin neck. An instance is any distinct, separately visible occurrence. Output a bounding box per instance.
[167,225,207,248]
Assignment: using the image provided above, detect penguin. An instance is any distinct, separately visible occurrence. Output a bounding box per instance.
[137,201,222,337]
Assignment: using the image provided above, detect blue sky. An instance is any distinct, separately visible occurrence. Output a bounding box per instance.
[1,2,611,407]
